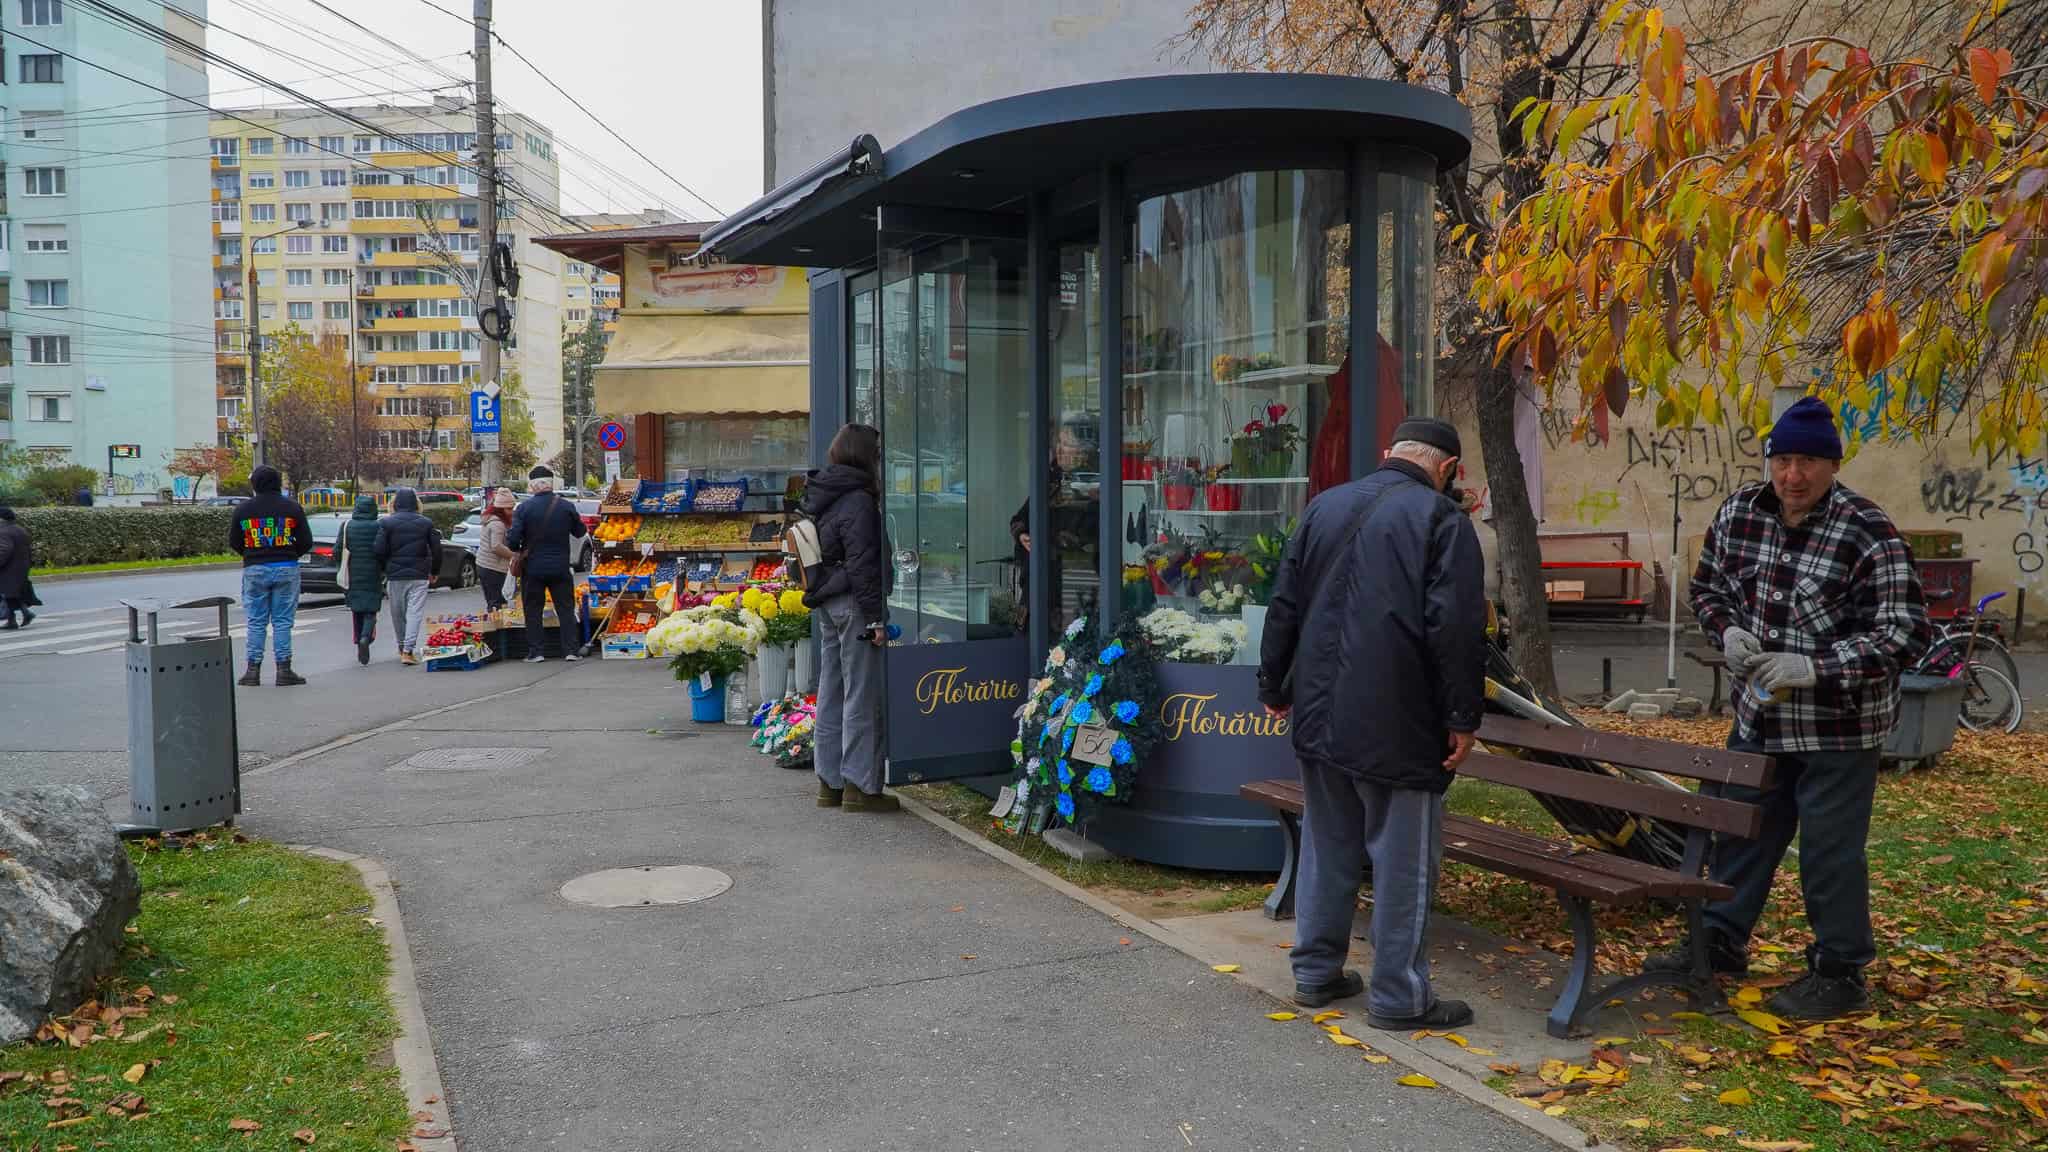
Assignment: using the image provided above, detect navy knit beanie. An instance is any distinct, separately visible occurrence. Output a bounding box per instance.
[1763,396,1843,460]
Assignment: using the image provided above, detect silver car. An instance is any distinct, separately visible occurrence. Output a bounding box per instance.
[449,499,595,572]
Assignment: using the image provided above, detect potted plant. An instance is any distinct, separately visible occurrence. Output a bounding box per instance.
[1230,403,1303,478]
[752,586,813,700]
[1159,460,1201,511]
[647,605,761,723]
[1204,462,1241,511]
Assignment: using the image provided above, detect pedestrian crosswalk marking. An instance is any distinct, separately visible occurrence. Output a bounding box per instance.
[0,610,334,660]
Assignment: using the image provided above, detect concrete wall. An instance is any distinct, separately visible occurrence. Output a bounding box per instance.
[765,0,1208,184]
[1457,397,2048,623]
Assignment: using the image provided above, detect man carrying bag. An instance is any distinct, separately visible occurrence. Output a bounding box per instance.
[507,465,586,662]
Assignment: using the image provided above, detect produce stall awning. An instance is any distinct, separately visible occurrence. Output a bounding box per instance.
[594,312,809,416]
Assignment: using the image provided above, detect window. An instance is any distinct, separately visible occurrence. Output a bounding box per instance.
[321,168,347,187]
[320,202,348,223]
[247,137,274,155]
[286,234,313,254]
[246,171,275,189]
[28,336,70,364]
[249,203,276,222]
[255,269,276,287]
[353,135,373,154]
[218,397,242,421]
[352,170,392,187]
[324,301,350,319]
[251,237,277,254]
[288,302,313,320]
[286,269,311,287]
[319,135,345,154]
[322,235,349,254]
[283,170,310,188]
[20,0,62,25]
[27,280,69,308]
[284,137,310,155]
[19,54,62,83]
[24,224,67,253]
[210,137,240,163]
[566,308,586,324]
[323,268,350,286]
[19,111,64,142]
[284,203,312,223]
[32,395,69,422]
[0,390,10,423]
[217,299,243,319]
[259,302,276,321]
[23,168,65,196]
[212,202,240,223]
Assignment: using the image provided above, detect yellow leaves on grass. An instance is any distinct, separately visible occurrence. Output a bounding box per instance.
[1625,1117,1654,1129]
[1735,1008,1789,1035]
[1395,1073,1439,1089]
[1734,986,1764,1006]
[120,1063,146,1085]
[1718,1086,1754,1106]
[229,1118,262,1132]
[1736,1142,1815,1152]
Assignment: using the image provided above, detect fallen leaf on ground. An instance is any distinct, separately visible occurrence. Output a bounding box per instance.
[1676,1046,1715,1066]
[120,1024,163,1045]
[1328,1032,1363,1047]
[1735,1008,1787,1035]
[1625,1117,1653,1128]
[1311,1011,1345,1023]
[1735,986,1763,1005]
[1488,1062,1521,1075]
[120,1064,145,1085]
[1718,1087,1754,1106]
[1767,1040,1800,1057]
[1118,937,1132,946]
[1503,944,1530,954]
[1594,1036,1634,1045]
[1211,964,1240,973]
[304,1032,331,1043]
[1395,1073,1439,1088]
[1439,1032,1471,1047]
[1735,1142,1814,1152]
[291,1129,316,1145]
[1544,1105,1567,1116]
[1701,1126,1732,1137]
[229,1118,261,1132]
[1360,1052,1391,1063]
[1264,1011,1297,1021]
[1923,854,1954,866]
[44,1116,91,1129]
[959,954,976,961]
[1670,1011,1709,1021]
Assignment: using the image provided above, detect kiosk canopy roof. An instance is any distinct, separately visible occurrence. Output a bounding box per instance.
[703,72,1472,268]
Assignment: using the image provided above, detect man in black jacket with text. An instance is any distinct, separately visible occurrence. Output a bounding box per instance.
[1257,417,1486,1027]
[230,465,313,685]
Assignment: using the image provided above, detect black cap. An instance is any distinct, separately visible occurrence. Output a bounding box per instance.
[528,465,554,480]
[1391,417,1462,459]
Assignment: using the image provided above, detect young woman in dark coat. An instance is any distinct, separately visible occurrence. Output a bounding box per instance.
[802,424,897,813]
[340,496,386,664]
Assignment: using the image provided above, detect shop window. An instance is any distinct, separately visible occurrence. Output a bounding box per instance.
[1123,169,1351,618]
[662,415,809,492]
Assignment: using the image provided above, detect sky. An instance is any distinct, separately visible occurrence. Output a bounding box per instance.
[202,0,766,229]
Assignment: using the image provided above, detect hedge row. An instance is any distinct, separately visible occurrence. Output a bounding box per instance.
[19,504,470,569]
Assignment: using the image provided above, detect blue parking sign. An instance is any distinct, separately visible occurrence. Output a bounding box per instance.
[470,390,501,434]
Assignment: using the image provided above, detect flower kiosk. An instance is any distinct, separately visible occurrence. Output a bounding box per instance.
[699,74,1470,868]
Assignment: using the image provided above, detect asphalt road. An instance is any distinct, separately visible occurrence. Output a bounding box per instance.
[0,564,571,802]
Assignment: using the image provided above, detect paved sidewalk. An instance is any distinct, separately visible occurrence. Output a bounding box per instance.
[239,662,1542,1151]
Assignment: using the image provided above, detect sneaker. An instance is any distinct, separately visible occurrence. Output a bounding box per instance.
[1292,969,1364,1008]
[15,610,31,629]
[1,618,15,631]
[841,785,901,813]
[1643,938,1750,977]
[524,653,545,663]
[816,782,843,807]
[238,664,262,687]
[356,639,371,665]
[400,651,419,667]
[1766,970,1869,1020]
[564,653,581,662]
[1369,998,1475,1031]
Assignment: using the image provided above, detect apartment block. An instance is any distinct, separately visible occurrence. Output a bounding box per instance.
[1,0,217,501]
[208,98,565,483]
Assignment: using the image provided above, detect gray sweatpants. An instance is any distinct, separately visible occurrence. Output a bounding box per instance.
[1290,762,1445,1019]
[813,594,884,795]
[387,578,430,654]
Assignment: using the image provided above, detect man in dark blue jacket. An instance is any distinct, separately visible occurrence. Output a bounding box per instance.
[506,465,585,662]
[230,465,313,685]
[1257,417,1486,1028]
[374,488,442,665]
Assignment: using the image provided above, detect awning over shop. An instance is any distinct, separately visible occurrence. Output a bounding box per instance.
[594,312,809,416]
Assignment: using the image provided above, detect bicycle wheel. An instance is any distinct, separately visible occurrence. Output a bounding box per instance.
[1956,663,2023,734]
[1968,635,2022,692]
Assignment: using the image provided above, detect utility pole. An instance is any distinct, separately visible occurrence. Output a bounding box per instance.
[473,0,501,490]
[246,263,263,467]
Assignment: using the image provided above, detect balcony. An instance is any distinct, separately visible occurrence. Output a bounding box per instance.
[365,283,463,300]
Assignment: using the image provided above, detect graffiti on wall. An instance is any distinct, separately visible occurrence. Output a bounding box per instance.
[1619,421,1764,503]
[1920,456,2048,585]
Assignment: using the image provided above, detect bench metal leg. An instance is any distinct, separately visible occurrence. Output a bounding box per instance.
[1264,811,1299,921]
[1547,894,1727,1038]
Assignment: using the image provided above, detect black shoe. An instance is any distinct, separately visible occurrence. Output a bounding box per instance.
[238,664,262,687]
[274,661,306,687]
[357,638,371,665]
[15,610,31,629]
[1643,938,1749,977]
[1369,999,1475,1031]
[1292,969,1365,1008]
[1767,970,1868,1020]
[1,617,14,631]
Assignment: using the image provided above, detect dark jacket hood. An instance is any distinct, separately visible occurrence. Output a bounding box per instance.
[352,496,379,520]
[391,488,420,513]
[802,464,875,516]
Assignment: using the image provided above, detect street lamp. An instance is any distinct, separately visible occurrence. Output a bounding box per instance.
[246,219,315,469]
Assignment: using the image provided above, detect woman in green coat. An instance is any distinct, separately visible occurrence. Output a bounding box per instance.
[340,496,386,665]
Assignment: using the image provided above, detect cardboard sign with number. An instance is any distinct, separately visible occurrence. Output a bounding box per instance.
[1070,722,1117,767]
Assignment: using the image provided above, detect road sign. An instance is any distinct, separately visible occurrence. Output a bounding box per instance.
[470,390,501,435]
[598,421,626,452]
[604,450,621,481]
[472,432,500,453]
[109,444,142,459]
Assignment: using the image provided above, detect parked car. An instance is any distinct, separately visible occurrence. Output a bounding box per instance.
[297,512,475,599]
[447,498,596,571]
[413,490,467,507]
[202,495,244,506]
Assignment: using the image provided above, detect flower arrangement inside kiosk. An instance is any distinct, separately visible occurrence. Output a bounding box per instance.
[1229,403,1302,479]
[1005,617,1161,833]
[1137,607,1246,664]
[647,604,762,684]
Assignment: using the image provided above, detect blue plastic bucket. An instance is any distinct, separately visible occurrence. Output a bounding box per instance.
[688,673,727,723]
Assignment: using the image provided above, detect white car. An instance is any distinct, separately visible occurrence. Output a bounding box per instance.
[449,499,596,572]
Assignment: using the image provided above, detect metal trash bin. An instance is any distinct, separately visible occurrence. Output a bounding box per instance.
[1883,673,1965,770]
[119,596,241,835]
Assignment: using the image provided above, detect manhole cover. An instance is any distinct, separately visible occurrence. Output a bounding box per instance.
[561,865,732,908]
[394,746,548,772]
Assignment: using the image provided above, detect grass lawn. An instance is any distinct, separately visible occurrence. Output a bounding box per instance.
[38,553,239,577]
[1439,714,2048,1152]
[0,837,415,1149]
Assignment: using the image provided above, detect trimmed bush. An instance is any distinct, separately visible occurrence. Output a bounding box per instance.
[19,507,237,569]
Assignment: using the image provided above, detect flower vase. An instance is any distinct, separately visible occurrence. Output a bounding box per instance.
[1260,449,1293,479]
[1162,484,1196,511]
[793,638,815,693]
[757,645,792,701]
[1230,440,1256,478]
[725,667,752,725]
[688,673,727,723]
[1235,603,1268,666]
[1206,483,1241,512]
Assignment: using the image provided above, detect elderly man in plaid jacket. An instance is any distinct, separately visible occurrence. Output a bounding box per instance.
[1645,396,1929,1019]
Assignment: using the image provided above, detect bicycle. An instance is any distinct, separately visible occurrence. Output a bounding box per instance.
[1928,596,2022,693]
[1910,591,2024,734]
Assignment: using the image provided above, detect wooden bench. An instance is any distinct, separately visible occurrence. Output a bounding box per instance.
[1683,650,1729,714]
[1240,714,1773,1038]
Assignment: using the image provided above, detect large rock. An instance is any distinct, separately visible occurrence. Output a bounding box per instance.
[0,785,140,1044]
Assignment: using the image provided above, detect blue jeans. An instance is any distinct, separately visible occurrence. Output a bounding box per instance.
[242,563,301,664]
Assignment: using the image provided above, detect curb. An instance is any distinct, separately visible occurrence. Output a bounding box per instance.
[896,791,1623,1152]
[34,560,244,583]
[293,846,457,1152]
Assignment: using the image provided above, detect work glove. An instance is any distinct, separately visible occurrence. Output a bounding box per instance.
[1720,626,1765,676]
[1752,652,1818,696]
